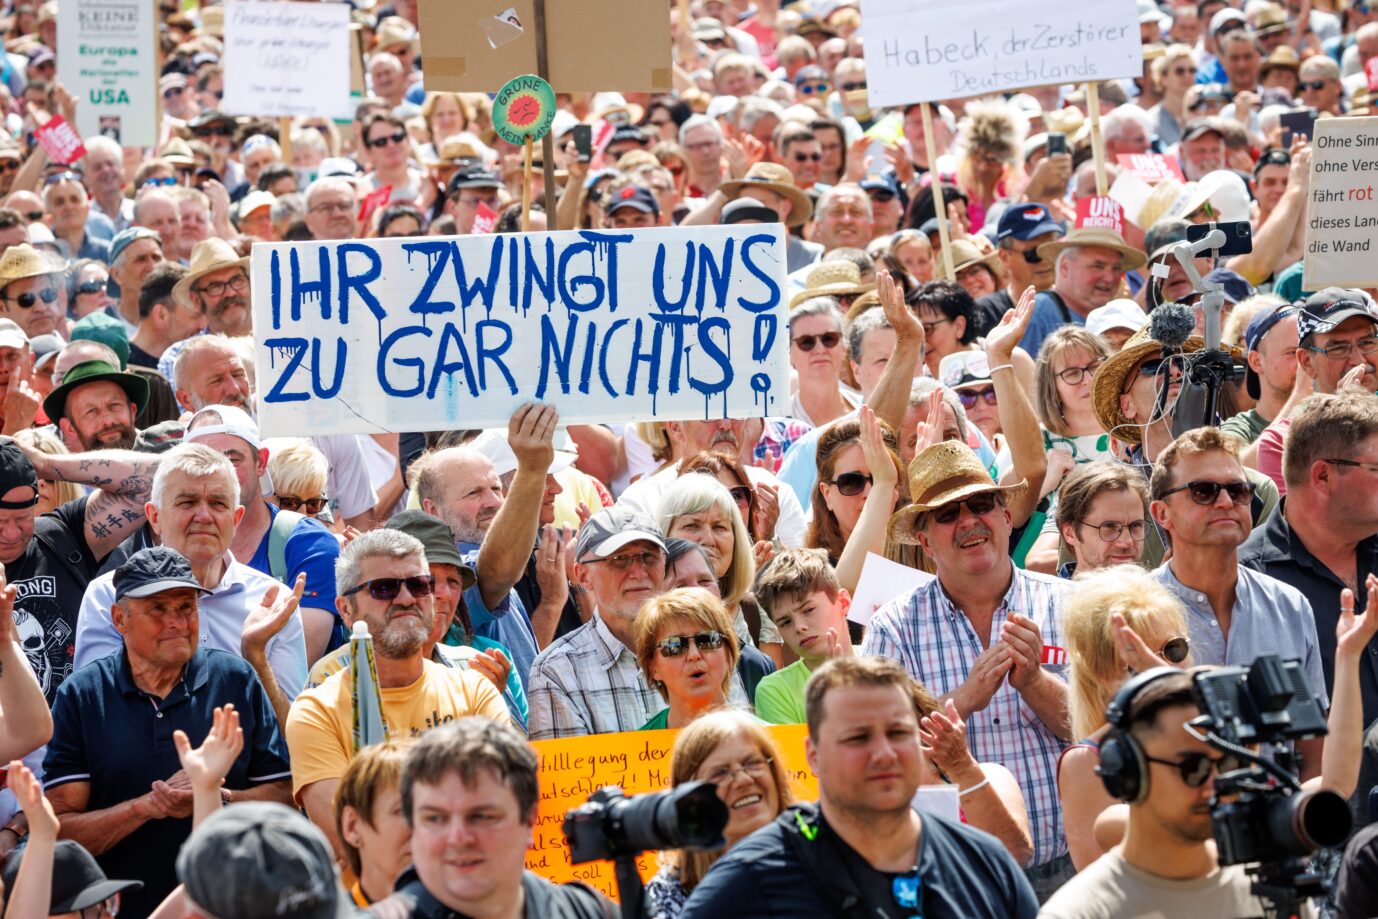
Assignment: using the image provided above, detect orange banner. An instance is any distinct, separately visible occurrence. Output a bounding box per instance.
[525,724,817,898]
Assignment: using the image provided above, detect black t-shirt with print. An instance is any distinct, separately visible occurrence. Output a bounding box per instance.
[9,496,99,705]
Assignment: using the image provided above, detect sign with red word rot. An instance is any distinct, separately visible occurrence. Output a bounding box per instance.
[34,115,86,165]
[1076,196,1125,236]
[1115,153,1184,184]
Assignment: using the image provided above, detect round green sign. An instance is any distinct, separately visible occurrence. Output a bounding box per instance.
[492,74,556,146]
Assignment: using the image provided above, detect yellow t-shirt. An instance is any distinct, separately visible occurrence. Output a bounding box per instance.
[285,658,511,796]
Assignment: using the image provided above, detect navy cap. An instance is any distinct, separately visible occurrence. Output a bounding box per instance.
[996,202,1065,242]
[0,442,37,508]
[610,124,648,147]
[113,547,209,601]
[603,184,660,216]
[446,165,503,196]
[108,227,161,266]
[1203,268,1254,305]
[1296,288,1378,343]
[860,173,899,195]
[1243,303,1299,398]
[721,199,779,225]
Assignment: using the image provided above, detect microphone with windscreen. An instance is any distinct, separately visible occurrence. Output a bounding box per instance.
[1144,300,1207,437]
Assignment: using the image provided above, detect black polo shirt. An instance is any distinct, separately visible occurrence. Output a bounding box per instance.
[43,648,291,917]
[1239,498,1378,727]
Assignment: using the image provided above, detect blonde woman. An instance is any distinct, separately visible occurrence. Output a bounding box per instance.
[265,438,333,528]
[1146,44,1197,148]
[635,588,743,730]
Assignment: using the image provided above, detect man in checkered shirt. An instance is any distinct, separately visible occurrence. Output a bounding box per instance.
[861,441,1073,901]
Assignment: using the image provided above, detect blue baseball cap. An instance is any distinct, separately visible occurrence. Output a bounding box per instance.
[860,173,900,196]
[996,203,1064,242]
[108,227,160,266]
[603,184,660,216]
[1243,303,1299,398]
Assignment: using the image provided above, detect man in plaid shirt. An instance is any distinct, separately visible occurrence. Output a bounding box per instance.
[861,441,1073,901]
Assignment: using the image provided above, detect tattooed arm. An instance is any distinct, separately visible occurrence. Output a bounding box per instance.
[21,448,160,560]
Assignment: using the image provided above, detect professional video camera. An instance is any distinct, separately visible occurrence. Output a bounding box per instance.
[1189,655,1352,917]
[564,782,728,919]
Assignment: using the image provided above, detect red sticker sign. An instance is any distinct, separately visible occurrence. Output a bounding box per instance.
[1076,196,1124,236]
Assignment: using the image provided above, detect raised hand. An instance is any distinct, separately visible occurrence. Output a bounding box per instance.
[858,404,898,489]
[1,365,41,435]
[1109,610,1179,673]
[1336,576,1378,663]
[751,481,780,542]
[985,285,1037,364]
[173,704,244,793]
[509,402,558,474]
[8,760,58,839]
[534,524,570,611]
[876,268,925,346]
[912,388,948,458]
[241,573,305,659]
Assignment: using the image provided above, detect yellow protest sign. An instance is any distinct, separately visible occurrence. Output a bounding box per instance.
[525,724,816,897]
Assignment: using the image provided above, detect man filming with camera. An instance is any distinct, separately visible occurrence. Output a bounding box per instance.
[1039,669,1317,918]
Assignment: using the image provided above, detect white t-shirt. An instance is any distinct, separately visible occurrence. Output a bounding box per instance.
[616,460,807,548]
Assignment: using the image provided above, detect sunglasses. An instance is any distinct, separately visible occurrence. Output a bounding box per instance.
[793,331,840,351]
[341,575,435,600]
[21,210,42,221]
[141,176,178,188]
[1160,636,1191,664]
[840,80,868,91]
[1020,248,1044,264]
[728,485,753,507]
[194,125,233,138]
[2,285,56,309]
[828,471,873,496]
[44,170,81,186]
[0,160,19,174]
[792,152,823,162]
[657,630,726,657]
[1159,479,1256,506]
[931,491,999,525]
[957,387,997,409]
[799,82,829,95]
[277,494,327,514]
[1145,751,1243,788]
[869,189,896,202]
[367,131,408,149]
[1298,79,1329,92]
[76,278,107,295]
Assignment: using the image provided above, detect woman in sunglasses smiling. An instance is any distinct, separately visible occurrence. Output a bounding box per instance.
[635,588,745,731]
[788,297,860,427]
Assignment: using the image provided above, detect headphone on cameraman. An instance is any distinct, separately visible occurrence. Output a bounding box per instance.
[1096,667,1184,804]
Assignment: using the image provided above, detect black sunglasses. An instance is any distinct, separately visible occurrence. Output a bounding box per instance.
[657,630,726,657]
[728,485,753,507]
[341,575,435,600]
[367,131,408,149]
[1020,248,1044,264]
[1160,479,1255,506]
[869,189,896,202]
[931,491,999,525]
[76,279,107,295]
[793,331,840,351]
[1145,751,1242,788]
[195,125,233,138]
[792,152,822,162]
[828,471,873,496]
[277,494,327,514]
[3,286,56,309]
[1298,79,1329,92]
[1160,636,1190,664]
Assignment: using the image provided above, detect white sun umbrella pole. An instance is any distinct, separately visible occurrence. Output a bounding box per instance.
[350,619,389,754]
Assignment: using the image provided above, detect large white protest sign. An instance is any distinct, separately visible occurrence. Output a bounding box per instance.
[859,0,1142,107]
[223,0,351,120]
[1303,115,1378,290]
[251,226,791,437]
[57,0,158,146]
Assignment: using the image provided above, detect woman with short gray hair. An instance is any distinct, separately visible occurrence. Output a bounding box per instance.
[789,296,859,427]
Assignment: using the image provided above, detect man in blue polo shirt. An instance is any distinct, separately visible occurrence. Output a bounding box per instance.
[43,546,292,918]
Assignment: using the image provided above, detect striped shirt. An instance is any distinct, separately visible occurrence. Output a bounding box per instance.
[861,567,1072,867]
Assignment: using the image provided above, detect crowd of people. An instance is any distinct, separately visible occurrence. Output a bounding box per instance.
[4,0,1378,916]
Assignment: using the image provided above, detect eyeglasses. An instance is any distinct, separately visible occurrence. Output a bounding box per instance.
[78,895,120,919]
[1298,79,1330,92]
[657,630,727,657]
[702,755,773,785]
[585,549,664,572]
[1159,479,1256,506]
[1304,337,1378,360]
[2,285,56,309]
[792,152,822,163]
[1080,519,1148,543]
[277,494,327,514]
[309,200,355,216]
[194,125,233,138]
[1325,457,1378,475]
[799,82,829,95]
[367,131,408,149]
[1160,636,1191,664]
[1056,360,1104,385]
[193,273,249,298]
[828,471,872,496]
[920,315,951,329]
[76,278,107,295]
[341,575,436,600]
[141,176,178,188]
[957,387,997,409]
[1145,751,1243,788]
[793,331,840,351]
[840,80,868,91]
[931,491,999,525]
[728,485,753,508]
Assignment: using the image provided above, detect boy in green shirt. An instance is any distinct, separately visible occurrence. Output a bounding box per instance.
[752,548,853,724]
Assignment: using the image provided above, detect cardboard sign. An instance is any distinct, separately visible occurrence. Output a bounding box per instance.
[33,115,87,165]
[1303,115,1378,290]
[57,0,158,146]
[848,553,934,625]
[223,0,352,120]
[1115,153,1184,184]
[250,225,791,437]
[1076,196,1125,235]
[859,0,1142,107]
[417,0,672,93]
[527,725,817,897]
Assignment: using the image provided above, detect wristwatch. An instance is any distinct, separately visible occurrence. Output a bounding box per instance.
[0,820,26,840]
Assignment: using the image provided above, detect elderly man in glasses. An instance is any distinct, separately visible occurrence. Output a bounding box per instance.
[285,527,510,858]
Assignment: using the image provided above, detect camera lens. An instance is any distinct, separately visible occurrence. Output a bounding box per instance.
[618,781,728,853]
[1269,789,1352,854]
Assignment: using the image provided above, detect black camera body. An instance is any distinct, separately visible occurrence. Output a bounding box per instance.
[563,782,727,864]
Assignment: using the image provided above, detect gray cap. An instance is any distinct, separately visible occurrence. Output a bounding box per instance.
[575,507,665,563]
[177,802,353,919]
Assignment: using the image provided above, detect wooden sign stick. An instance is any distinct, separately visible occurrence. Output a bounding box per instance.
[534,0,557,228]
[921,101,956,281]
[522,134,534,232]
[1086,82,1109,197]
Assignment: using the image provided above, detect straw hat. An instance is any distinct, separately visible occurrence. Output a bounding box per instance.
[173,238,249,308]
[199,5,223,36]
[589,92,645,127]
[422,134,486,168]
[790,261,876,309]
[1253,3,1291,35]
[1037,227,1147,271]
[375,16,418,53]
[719,162,813,227]
[949,238,1000,276]
[887,441,1026,545]
[0,244,62,292]
[160,137,196,167]
[1090,325,1206,445]
[1260,45,1300,76]
[844,289,883,325]
[1134,178,1189,229]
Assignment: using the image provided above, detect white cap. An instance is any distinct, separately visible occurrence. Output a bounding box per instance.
[1087,299,1150,337]
[0,318,26,351]
[469,428,577,478]
[238,190,276,219]
[184,404,275,496]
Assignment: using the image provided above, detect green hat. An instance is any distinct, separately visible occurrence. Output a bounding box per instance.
[70,311,129,369]
[43,360,149,423]
[385,509,476,590]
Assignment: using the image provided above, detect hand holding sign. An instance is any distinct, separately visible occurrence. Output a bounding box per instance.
[510,402,558,475]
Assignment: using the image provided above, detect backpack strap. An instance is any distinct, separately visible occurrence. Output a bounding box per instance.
[268,510,305,582]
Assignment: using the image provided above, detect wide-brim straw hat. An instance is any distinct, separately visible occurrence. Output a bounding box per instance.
[888,441,1026,545]
[160,137,196,167]
[949,238,999,275]
[844,289,882,325]
[1091,325,1206,445]
[173,238,249,308]
[790,260,876,309]
[719,162,813,227]
[1037,227,1147,272]
[0,243,63,291]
